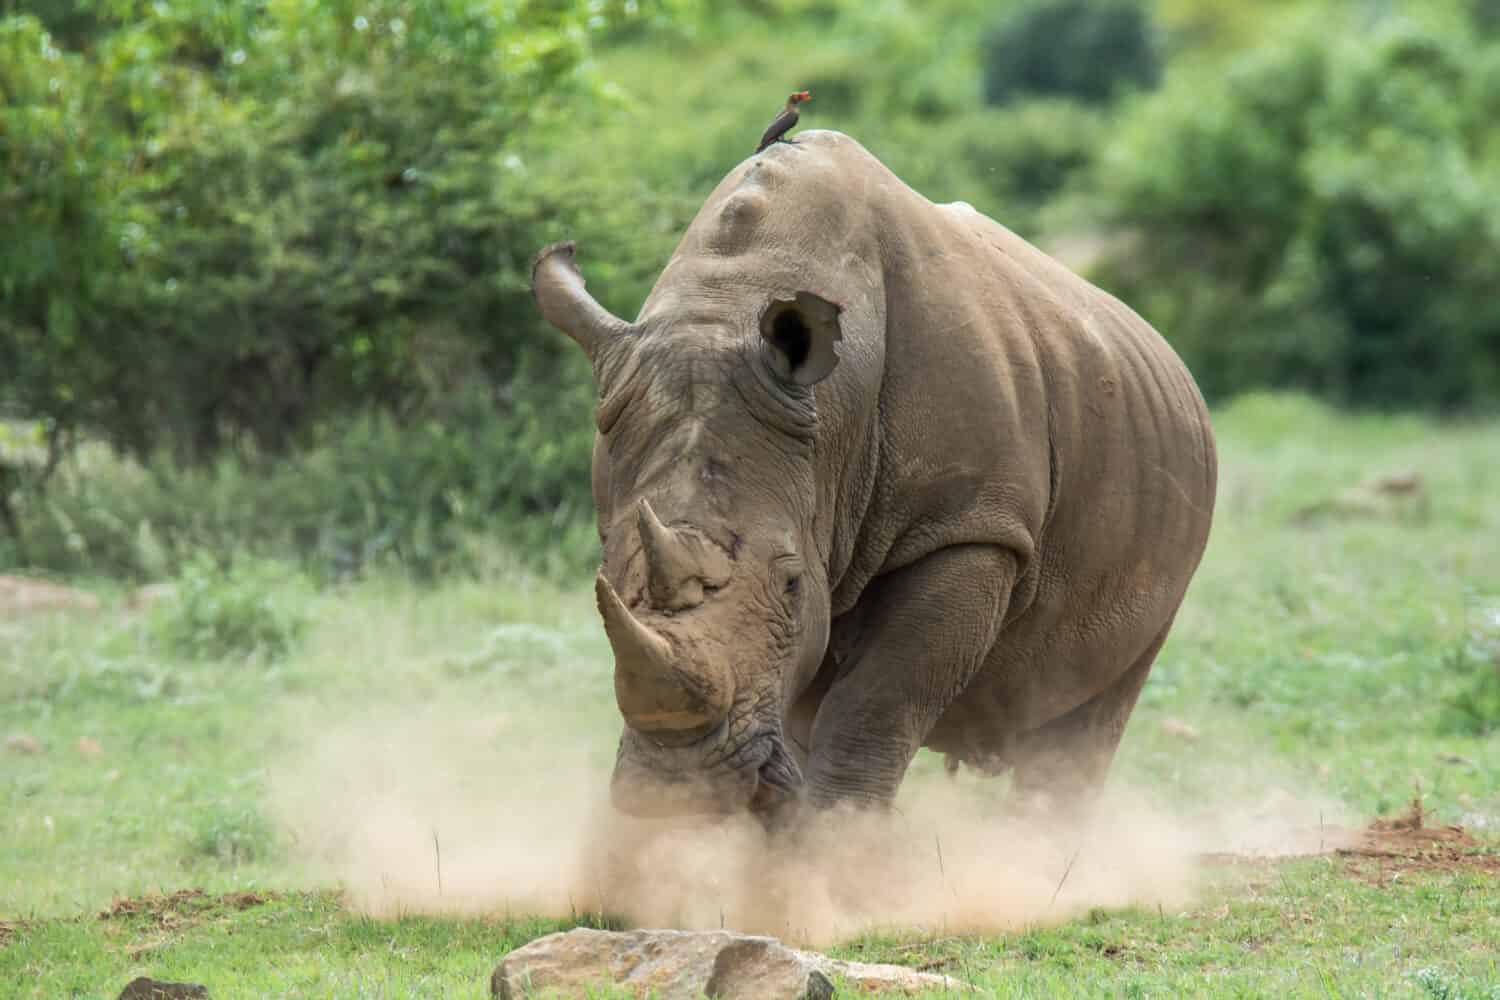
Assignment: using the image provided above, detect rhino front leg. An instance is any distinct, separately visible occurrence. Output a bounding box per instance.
[803,544,1018,810]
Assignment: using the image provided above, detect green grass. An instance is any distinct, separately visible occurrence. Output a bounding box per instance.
[4,392,1500,997]
[4,866,1497,998]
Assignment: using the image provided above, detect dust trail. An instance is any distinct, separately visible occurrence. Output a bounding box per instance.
[267,703,1351,947]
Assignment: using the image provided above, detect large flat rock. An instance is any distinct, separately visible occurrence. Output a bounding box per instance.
[491,927,968,999]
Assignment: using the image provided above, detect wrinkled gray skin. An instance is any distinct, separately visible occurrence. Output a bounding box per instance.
[531,130,1216,820]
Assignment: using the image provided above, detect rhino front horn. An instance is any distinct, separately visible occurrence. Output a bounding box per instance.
[531,241,635,358]
[594,573,727,735]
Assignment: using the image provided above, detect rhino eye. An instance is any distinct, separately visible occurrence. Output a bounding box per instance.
[784,574,801,596]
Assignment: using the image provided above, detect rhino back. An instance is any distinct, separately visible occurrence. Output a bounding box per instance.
[766,134,1218,731]
[630,131,1215,681]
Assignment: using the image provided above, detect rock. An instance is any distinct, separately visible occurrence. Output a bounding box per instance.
[1289,471,1429,526]
[1367,472,1423,497]
[1159,718,1200,742]
[116,978,208,999]
[0,575,101,617]
[78,736,104,758]
[491,928,967,1000]
[5,733,43,755]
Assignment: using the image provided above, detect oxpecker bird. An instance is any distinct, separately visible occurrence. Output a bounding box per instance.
[755,91,811,153]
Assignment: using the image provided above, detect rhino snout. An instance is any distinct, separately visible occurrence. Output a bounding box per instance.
[610,725,802,818]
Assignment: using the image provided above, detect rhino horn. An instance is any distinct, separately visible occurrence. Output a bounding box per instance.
[638,498,705,611]
[531,241,634,358]
[595,573,724,735]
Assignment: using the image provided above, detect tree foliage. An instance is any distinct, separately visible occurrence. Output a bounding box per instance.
[1092,17,1500,410]
[4,0,1500,577]
[0,0,654,462]
[983,0,1162,106]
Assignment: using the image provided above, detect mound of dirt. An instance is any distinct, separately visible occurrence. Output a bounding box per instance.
[1339,816,1497,881]
[99,890,271,926]
[1201,798,1497,881]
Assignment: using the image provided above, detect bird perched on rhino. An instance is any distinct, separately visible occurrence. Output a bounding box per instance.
[755,91,811,153]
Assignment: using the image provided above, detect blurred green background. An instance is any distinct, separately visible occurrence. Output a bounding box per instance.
[2,0,1498,581]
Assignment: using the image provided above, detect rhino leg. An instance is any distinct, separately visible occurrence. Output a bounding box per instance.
[1006,621,1171,825]
[802,544,1019,810]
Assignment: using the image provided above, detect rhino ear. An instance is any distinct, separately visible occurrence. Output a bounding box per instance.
[531,240,634,359]
[758,291,843,387]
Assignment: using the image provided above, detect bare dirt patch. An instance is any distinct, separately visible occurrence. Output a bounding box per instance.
[1201,797,1498,882]
[0,574,101,617]
[99,889,273,926]
[1338,812,1498,883]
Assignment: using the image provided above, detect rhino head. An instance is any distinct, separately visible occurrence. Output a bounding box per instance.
[531,229,855,818]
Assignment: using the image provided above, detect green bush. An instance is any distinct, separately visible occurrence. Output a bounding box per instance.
[0,1,654,462]
[956,101,1106,235]
[187,802,278,866]
[11,391,600,581]
[1090,18,1500,410]
[982,0,1161,106]
[1438,618,1500,737]
[0,1,692,575]
[151,553,312,661]
[1477,0,1500,35]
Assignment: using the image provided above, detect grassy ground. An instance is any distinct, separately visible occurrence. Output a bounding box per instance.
[3,392,1500,997]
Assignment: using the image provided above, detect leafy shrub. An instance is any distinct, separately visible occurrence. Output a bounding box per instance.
[0,1,653,463]
[1478,0,1500,36]
[1091,18,1500,410]
[12,391,601,581]
[982,0,1162,106]
[1413,965,1500,1000]
[956,101,1106,235]
[1438,626,1500,737]
[187,802,277,866]
[152,553,311,661]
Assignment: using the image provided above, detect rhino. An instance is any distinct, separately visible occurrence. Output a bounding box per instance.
[531,130,1216,820]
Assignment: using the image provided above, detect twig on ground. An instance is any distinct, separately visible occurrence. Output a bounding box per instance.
[1050,844,1083,907]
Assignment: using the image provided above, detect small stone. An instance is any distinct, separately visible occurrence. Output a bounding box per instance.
[77,736,104,758]
[1436,752,1475,767]
[5,733,43,755]
[1159,718,1200,742]
[116,977,208,999]
[491,927,967,1000]
[1368,472,1423,497]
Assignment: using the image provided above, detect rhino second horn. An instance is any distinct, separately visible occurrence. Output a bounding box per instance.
[530,241,634,358]
[638,499,704,611]
[594,573,722,734]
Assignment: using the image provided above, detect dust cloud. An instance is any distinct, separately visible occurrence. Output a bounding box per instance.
[267,702,1352,947]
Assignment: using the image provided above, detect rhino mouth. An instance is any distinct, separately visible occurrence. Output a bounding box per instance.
[748,737,803,813]
[610,723,803,819]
